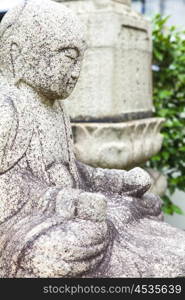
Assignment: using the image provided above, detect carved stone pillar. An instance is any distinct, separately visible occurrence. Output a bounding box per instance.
[57,0,164,172]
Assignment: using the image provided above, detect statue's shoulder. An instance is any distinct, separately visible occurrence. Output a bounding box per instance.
[0,85,33,173]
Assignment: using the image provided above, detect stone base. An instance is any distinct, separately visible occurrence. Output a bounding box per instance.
[72,117,165,169]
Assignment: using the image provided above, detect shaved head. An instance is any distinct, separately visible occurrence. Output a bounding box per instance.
[0,0,86,100]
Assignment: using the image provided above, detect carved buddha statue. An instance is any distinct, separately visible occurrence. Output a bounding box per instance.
[0,0,185,278]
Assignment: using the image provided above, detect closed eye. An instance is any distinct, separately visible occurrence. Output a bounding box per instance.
[57,47,79,60]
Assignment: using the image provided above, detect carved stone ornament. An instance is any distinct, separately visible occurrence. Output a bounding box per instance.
[60,0,162,171]
[72,118,165,169]
[0,0,185,278]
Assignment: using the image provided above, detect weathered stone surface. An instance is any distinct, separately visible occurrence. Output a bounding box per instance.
[72,118,164,169]
[63,0,153,121]
[58,0,163,177]
[0,0,185,278]
[113,0,131,5]
[56,0,131,7]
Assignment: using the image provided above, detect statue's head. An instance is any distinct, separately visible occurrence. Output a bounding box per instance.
[0,0,86,100]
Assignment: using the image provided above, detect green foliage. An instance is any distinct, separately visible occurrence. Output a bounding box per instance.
[148,14,185,215]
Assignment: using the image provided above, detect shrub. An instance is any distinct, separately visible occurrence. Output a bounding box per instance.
[148,14,185,215]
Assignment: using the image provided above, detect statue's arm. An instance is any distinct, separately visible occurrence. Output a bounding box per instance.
[0,166,57,223]
[76,160,151,197]
[0,97,109,277]
[0,96,60,222]
[0,98,107,224]
[0,160,109,278]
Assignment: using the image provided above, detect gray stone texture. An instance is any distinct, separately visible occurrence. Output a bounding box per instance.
[56,0,164,173]
[0,0,185,278]
[63,0,153,120]
[72,118,164,169]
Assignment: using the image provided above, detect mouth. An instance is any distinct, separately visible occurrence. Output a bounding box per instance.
[58,80,76,99]
[67,82,76,90]
[65,74,77,89]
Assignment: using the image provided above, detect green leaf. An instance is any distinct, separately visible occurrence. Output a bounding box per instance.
[146,14,185,215]
[171,205,184,215]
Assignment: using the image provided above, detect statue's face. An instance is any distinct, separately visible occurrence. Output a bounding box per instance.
[13,3,86,100]
[0,0,86,99]
[20,28,86,100]
[31,38,85,100]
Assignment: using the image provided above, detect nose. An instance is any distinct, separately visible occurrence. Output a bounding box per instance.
[71,63,80,79]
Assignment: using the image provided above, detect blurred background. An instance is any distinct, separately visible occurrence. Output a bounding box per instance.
[0,0,185,229]
[132,0,185,229]
[132,0,185,27]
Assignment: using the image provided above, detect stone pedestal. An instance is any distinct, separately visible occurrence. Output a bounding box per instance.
[57,0,164,171]
[73,118,164,169]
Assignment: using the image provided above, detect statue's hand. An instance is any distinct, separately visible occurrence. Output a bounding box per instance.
[77,161,151,198]
[120,167,152,197]
[18,189,109,277]
[90,167,152,197]
[55,189,107,222]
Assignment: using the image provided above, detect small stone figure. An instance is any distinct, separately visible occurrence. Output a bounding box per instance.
[0,0,185,278]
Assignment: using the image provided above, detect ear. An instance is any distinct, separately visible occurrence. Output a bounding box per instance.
[10,42,23,82]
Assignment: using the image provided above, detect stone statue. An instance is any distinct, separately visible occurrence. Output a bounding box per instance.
[0,0,185,278]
